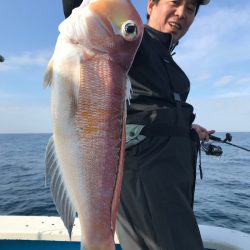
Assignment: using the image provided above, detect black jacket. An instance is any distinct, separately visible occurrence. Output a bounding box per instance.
[117,26,204,250]
[127,25,195,130]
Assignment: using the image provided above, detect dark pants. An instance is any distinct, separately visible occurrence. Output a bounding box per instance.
[116,135,204,250]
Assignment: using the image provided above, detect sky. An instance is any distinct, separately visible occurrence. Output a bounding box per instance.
[0,0,249,133]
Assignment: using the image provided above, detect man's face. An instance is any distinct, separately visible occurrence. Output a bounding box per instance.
[147,0,197,43]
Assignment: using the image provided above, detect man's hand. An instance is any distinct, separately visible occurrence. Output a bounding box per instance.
[192,124,215,141]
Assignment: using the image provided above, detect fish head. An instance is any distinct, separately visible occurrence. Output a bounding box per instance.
[59,0,144,72]
[88,0,144,70]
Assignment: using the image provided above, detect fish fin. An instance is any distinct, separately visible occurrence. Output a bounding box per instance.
[111,113,126,234]
[44,58,54,88]
[80,0,91,8]
[45,136,76,238]
[110,22,122,36]
[59,0,91,42]
[126,77,132,105]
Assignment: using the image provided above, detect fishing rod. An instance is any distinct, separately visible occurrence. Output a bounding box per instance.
[210,133,250,152]
[0,54,5,63]
[201,133,250,156]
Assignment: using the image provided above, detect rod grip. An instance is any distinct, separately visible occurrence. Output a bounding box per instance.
[209,135,222,142]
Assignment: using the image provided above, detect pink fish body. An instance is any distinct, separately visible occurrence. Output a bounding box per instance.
[44,0,143,249]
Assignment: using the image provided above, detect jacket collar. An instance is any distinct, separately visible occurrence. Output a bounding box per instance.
[144,25,178,53]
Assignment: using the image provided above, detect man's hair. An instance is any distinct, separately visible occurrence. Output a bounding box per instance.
[146,0,201,20]
[147,0,160,21]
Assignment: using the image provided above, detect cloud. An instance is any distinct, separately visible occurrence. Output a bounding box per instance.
[214,75,234,86]
[173,3,250,103]
[175,5,250,73]
[0,105,51,133]
[215,91,250,99]
[0,50,52,72]
[237,77,250,85]
[192,95,250,132]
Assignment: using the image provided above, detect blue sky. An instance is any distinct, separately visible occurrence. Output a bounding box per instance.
[0,0,249,133]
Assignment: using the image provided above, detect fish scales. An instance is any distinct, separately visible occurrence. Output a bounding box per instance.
[75,57,125,238]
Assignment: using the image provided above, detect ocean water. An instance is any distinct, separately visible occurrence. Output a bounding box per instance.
[0,133,249,234]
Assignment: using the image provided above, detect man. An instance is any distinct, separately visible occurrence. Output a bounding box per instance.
[62,0,214,249]
[116,1,214,250]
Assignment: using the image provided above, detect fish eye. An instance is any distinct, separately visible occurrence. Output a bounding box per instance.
[121,20,138,41]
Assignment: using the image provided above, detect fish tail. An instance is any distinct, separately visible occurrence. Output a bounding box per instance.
[44,57,54,88]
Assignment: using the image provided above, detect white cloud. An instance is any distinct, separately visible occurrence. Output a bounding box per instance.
[214,75,234,86]
[0,50,52,72]
[0,105,51,133]
[192,95,250,132]
[175,5,250,73]
[173,4,250,105]
[237,77,250,85]
[215,91,250,99]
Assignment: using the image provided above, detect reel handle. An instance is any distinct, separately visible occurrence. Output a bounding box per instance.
[224,133,232,142]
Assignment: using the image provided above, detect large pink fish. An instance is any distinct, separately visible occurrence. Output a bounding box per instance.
[44,0,143,249]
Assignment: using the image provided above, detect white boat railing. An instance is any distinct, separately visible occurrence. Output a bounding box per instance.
[0,216,249,250]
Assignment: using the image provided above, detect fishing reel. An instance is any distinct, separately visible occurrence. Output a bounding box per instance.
[201,142,223,156]
[201,133,231,156]
[202,132,250,157]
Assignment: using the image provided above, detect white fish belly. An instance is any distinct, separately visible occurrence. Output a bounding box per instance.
[52,57,126,246]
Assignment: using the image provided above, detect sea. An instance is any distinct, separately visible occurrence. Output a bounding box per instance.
[0,133,249,234]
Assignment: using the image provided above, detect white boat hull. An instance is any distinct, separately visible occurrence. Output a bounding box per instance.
[0,216,249,250]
